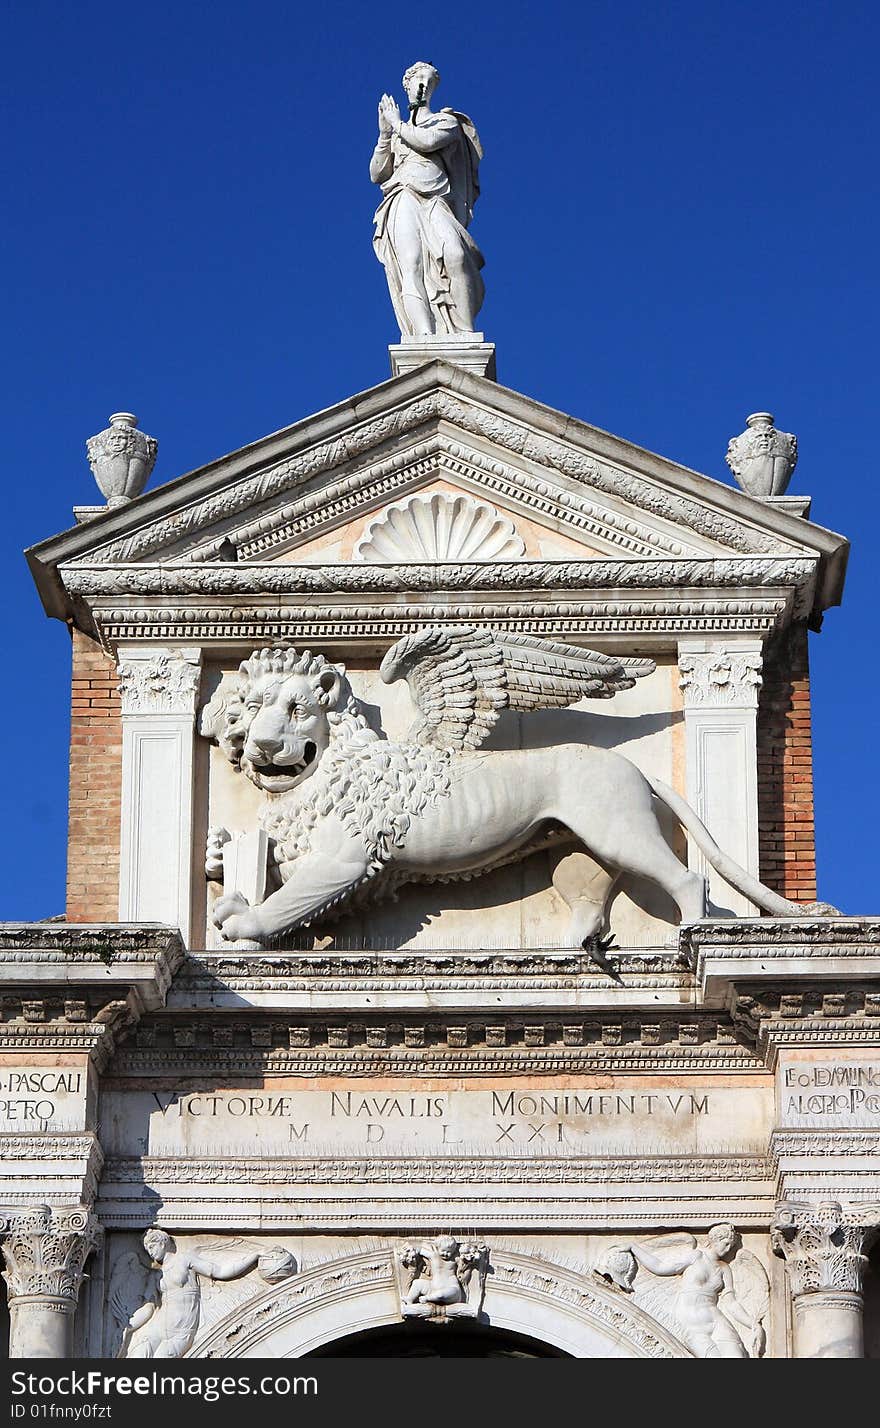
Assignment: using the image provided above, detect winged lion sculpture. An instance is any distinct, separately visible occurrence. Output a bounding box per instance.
[201,625,827,947]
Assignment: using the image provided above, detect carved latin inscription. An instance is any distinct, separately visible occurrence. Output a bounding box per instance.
[101,1084,771,1157]
[0,1069,85,1130]
[780,1062,880,1124]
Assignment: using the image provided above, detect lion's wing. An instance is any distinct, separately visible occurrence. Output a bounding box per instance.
[379,625,654,752]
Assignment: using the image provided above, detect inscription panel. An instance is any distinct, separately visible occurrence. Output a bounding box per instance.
[778,1061,880,1126]
[0,1068,86,1131]
[101,1082,771,1157]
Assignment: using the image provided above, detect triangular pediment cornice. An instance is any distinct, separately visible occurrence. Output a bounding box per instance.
[28,362,848,622]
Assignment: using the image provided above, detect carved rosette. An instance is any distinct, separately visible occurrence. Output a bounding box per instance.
[1,1206,101,1307]
[771,1201,880,1297]
[86,412,157,506]
[678,647,763,708]
[117,649,202,715]
[725,412,798,498]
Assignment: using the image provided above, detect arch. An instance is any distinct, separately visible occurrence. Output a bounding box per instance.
[189,1247,693,1360]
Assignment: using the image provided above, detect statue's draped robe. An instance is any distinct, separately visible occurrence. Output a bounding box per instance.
[372,109,484,335]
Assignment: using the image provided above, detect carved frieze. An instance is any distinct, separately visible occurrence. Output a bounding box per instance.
[103,1153,770,1187]
[62,554,816,598]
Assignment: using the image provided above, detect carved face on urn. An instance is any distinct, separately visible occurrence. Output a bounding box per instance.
[221,649,345,795]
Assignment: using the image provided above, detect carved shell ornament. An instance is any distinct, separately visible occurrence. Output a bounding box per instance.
[354,491,526,561]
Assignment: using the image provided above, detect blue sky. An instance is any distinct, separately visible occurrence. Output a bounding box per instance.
[3,0,877,919]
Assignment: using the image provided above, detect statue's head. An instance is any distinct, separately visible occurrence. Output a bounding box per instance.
[435,1234,460,1261]
[402,62,440,107]
[706,1223,739,1259]
[143,1228,173,1264]
[221,647,347,795]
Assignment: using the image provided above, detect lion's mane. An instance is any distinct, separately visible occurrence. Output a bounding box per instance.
[260,699,452,896]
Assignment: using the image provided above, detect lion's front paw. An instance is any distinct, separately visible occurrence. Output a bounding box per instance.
[212,891,263,943]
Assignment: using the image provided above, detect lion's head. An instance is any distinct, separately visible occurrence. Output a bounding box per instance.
[219,647,348,794]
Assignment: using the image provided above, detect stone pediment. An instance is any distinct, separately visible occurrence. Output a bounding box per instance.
[28,362,848,633]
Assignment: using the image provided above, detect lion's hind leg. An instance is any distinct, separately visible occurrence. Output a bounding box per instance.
[554,763,707,926]
[551,849,618,949]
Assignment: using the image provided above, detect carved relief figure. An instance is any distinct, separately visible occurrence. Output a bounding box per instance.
[399,1236,490,1319]
[202,627,829,949]
[113,1230,295,1358]
[594,1224,769,1359]
[370,62,484,336]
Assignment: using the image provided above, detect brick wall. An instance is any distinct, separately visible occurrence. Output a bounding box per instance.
[66,629,122,922]
[757,622,817,902]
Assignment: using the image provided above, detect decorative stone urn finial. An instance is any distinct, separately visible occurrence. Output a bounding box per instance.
[86,412,157,506]
[725,411,798,498]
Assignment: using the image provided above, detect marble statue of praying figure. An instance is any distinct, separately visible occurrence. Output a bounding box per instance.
[370,62,485,337]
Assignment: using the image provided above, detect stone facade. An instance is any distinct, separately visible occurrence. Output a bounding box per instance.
[10,340,878,1361]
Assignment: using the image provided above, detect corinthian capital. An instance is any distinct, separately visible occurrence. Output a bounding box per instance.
[771,1200,880,1297]
[117,648,202,715]
[0,1206,101,1305]
[678,643,763,709]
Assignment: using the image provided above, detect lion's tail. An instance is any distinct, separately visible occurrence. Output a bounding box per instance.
[644,774,805,918]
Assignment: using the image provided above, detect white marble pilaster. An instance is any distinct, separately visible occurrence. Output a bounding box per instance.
[677,638,763,916]
[117,648,202,943]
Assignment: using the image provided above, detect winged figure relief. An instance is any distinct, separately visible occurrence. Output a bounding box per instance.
[201,624,828,949]
[593,1224,770,1359]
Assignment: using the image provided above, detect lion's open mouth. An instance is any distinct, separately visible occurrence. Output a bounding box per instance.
[253,740,318,783]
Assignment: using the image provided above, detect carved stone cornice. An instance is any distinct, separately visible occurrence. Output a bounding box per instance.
[680,922,880,1058]
[0,1003,134,1072]
[771,1200,880,1297]
[0,1137,104,1208]
[116,1007,754,1077]
[0,925,185,1069]
[0,1206,101,1306]
[678,646,763,708]
[0,925,184,1004]
[771,1130,880,1160]
[682,918,880,957]
[61,554,817,597]
[117,648,202,715]
[78,594,795,652]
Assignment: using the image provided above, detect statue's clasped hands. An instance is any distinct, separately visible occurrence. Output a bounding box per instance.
[378,93,402,136]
